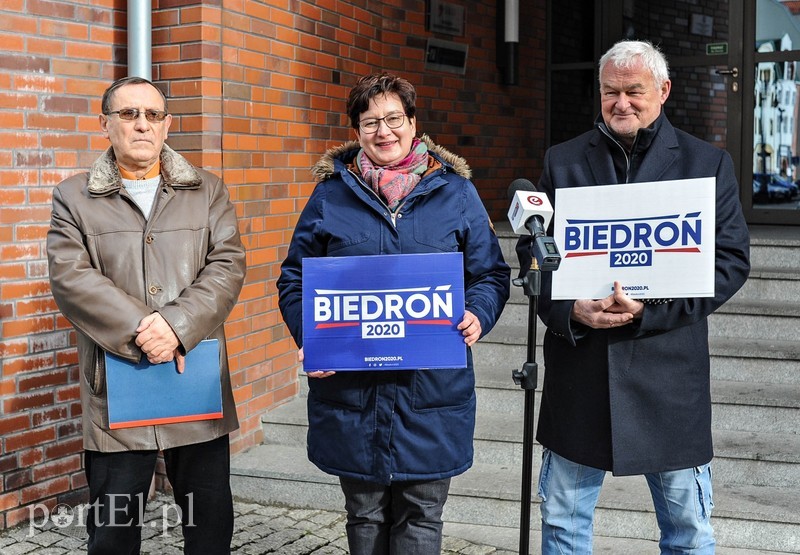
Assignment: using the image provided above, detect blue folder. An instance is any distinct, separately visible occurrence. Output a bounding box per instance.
[105,339,223,429]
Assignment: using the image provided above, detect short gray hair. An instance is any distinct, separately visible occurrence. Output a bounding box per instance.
[599,40,670,88]
[101,76,168,115]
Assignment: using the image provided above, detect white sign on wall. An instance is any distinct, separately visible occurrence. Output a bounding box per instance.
[551,177,716,300]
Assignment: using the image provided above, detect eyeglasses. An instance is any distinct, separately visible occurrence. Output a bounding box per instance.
[358,113,406,133]
[104,108,169,123]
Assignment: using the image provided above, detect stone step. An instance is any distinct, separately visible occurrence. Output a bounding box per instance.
[443,521,669,555]
[260,395,800,488]
[230,444,800,554]
[749,245,800,270]
[709,338,800,385]
[734,267,800,302]
[441,521,780,555]
[473,345,800,402]
[496,295,800,343]
[287,351,797,460]
[483,319,546,344]
[286,354,800,420]
[748,225,800,270]
[479,323,800,386]
[710,300,800,341]
[496,227,520,269]
[507,272,800,306]
[472,378,800,432]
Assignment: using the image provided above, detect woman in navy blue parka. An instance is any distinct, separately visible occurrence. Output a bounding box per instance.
[277,72,510,554]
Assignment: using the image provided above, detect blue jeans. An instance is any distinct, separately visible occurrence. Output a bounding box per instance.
[339,477,451,555]
[538,449,715,554]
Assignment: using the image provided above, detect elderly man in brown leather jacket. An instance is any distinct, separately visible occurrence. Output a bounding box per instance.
[47,76,246,554]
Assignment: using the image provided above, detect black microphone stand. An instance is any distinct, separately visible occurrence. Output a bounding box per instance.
[512,217,560,555]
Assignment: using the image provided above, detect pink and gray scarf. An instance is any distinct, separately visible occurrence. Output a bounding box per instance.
[357,138,429,211]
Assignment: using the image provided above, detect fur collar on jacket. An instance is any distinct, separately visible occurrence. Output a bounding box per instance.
[311,134,472,183]
[87,144,203,194]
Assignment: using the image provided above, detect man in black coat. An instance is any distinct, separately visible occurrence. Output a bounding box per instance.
[516,40,750,554]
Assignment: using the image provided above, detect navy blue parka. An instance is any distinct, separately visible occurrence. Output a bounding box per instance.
[277,135,510,484]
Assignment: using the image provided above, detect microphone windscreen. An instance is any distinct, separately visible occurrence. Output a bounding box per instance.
[507,178,536,200]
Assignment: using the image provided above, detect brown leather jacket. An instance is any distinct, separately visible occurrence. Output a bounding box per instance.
[47,145,246,452]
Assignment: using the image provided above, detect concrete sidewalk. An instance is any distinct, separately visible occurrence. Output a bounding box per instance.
[0,492,515,554]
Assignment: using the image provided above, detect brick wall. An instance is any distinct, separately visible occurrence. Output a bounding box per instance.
[0,0,545,529]
[1,0,122,529]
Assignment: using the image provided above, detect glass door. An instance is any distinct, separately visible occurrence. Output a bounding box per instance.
[745,0,800,223]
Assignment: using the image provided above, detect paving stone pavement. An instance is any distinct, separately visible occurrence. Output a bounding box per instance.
[0,492,515,554]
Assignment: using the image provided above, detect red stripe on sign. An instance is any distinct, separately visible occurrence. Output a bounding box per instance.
[565,251,607,258]
[315,322,360,329]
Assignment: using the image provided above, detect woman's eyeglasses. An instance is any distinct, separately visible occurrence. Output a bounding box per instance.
[105,108,169,123]
[358,113,406,133]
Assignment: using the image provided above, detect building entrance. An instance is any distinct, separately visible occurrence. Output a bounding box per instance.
[547,0,800,225]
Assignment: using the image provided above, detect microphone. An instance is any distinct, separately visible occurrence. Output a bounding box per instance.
[507,178,561,271]
[507,179,554,235]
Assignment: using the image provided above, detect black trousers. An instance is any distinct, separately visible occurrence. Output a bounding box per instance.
[84,434,233,555]
[339,476,451,555]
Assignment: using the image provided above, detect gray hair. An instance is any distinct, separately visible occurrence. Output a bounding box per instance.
[599,40,670,88]
[101,76,168,115]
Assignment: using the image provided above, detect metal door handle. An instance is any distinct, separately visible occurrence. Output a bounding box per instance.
[716,67,739,78]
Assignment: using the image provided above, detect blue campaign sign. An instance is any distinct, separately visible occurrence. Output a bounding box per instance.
[302,252,467,371]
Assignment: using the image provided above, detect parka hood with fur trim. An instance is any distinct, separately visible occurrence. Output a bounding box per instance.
[311,134,472,183]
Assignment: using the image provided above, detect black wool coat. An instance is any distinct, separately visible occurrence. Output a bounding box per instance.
[517,114,751,475]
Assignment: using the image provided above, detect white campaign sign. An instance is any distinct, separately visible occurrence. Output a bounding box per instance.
[551,177,716,300]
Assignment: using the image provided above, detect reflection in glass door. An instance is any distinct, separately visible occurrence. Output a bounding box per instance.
[752,0,800,214]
